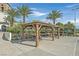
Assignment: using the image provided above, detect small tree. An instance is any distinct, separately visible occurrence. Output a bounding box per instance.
[56,22,64,27]
[64,22,75,30]
[64,22,75,35]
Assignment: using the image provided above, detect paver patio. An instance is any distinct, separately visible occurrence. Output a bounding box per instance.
[0,32,79,56]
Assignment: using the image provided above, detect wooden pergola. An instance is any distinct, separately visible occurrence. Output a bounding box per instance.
[21,22,63,47]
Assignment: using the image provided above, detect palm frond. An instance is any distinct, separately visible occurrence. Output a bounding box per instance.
[47,10,62,24]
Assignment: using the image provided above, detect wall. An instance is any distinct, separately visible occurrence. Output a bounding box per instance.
[0,3,11,12]
[0,3,11,31]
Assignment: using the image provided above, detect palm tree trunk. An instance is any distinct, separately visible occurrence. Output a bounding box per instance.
[11,17,14,27]
[22,15,26,40]
[53,19,55,25]
[22,28,25,40]
[23,15,25,23]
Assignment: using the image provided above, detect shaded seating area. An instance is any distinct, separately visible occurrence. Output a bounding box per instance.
[20,22,63,47]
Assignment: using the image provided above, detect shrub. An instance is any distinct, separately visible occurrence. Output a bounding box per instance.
[7,24,22,33]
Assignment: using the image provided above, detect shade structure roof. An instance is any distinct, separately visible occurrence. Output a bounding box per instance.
[20,21,61,29]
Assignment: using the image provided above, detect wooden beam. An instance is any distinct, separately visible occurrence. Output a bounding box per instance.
[36,24,40,47]
[63,28,64,36]
[38,24,42,30]
[38,24,42,41]
[57,28,60,39]
[51,27,54,41]
[32,24,36,29]
[61,28,64,36]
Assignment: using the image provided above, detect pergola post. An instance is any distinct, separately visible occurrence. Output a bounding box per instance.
[57,28,60,39]
[35,24,40,47]
[52,27,54,41]
[62,28,64,36]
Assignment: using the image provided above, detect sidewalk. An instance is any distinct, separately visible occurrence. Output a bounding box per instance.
[0,32,79,56]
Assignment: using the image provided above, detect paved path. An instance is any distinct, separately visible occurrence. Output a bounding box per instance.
[19,48,55,56]
[75,40,79,56]
[0,32,79,56]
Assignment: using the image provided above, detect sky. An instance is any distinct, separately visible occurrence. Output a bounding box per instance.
[10,3,79,28]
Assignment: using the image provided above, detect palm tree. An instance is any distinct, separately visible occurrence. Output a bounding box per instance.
[47,10,62,25]
[7,9,18,26]
[17,5,31,39]
[17,5,31,23]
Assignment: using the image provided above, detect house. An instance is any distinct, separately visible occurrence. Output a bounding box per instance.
[0,3,11,31]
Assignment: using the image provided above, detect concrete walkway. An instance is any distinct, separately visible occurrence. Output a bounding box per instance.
[0,32,79,56]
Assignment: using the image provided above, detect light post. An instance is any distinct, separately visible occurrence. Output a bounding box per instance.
[73,9,76,36]
[72,8,78,36]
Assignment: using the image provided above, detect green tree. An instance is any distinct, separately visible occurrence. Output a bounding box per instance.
[17,5,31,23]
[7,9,18,26]
[56,22,64,27]
[64,22,75,35]
[64,22,75,30]
[47,10,62,24]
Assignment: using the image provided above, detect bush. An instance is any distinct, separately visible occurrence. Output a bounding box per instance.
[7,24,22,33]
[7,27,20,33]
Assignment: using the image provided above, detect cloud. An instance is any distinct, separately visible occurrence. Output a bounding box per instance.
[69,19,79,28]
[30,8,37,10]
[40,19,54,24]
[30,7,48,17]
[65,4,79,8]
[70,19,79,24]
[30,11,48,17]
[62,19,79,26]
